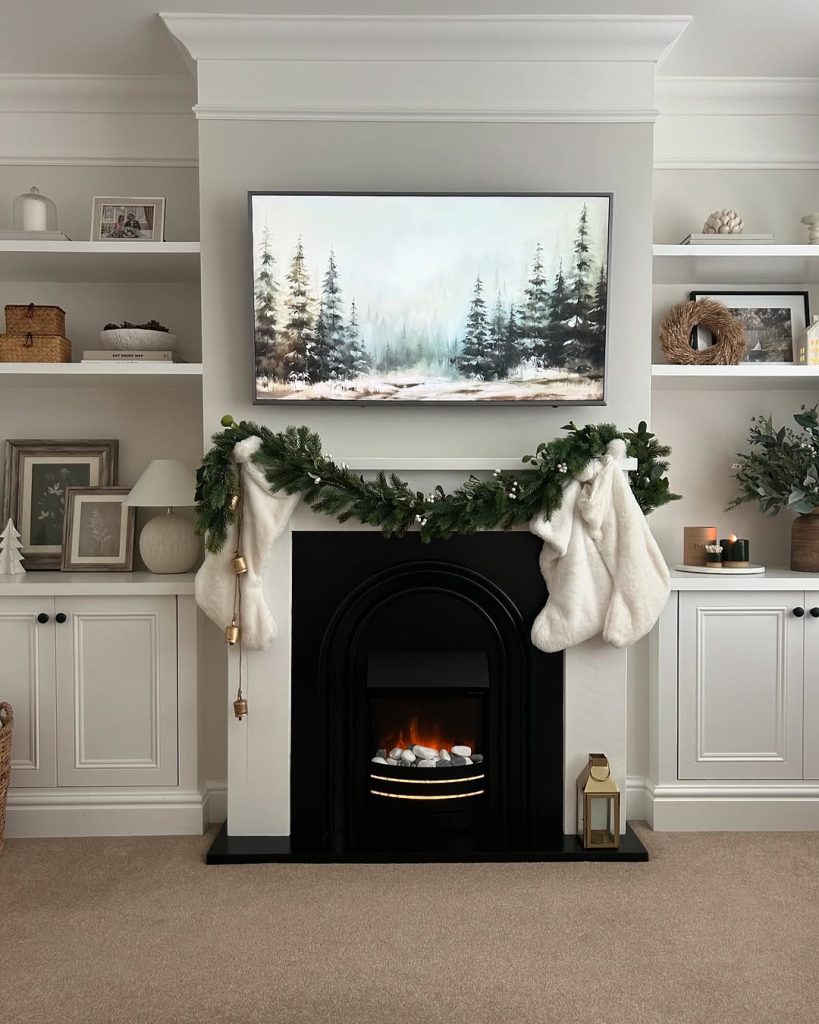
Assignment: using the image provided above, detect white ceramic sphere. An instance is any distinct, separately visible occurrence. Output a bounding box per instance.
[139,513,200,574]
[100,328,178,351]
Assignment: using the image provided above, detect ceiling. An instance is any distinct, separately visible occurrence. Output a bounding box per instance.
[1,1,819,79]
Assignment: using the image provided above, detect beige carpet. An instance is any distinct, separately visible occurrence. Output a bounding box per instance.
[1,823,817,1024]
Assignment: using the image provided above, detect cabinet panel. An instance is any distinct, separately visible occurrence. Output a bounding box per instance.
[678,592,803,780]
[56,596,178,786]
[0,597,57,787]
[804,591,819,780]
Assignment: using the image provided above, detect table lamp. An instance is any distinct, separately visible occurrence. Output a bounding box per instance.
[124,459,200,574]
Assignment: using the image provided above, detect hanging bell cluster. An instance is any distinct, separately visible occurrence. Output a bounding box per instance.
[232,551,248,575]
[233,695,248,720]
[225,619,239,645]
[228,492,240,512]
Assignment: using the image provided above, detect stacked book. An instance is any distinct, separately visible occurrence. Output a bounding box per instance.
[679,233,775,245]
[82,350,185,363]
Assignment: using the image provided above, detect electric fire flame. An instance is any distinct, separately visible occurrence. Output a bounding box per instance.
[379,715,475,754]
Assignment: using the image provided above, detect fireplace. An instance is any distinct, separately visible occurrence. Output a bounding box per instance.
[289,532,565,857]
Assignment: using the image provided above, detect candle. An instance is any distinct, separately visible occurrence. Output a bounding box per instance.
[719,534,737,560]
[722,534,750,567]
[21,195,47,232]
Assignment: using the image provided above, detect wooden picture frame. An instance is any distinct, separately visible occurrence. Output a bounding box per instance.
[2,440,118,569]
[61,487,135,572]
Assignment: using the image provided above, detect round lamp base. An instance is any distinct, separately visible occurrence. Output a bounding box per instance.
[139,512,200,574]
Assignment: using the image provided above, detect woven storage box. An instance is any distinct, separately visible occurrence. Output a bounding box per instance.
[0,703,11,852]
[0,333,71,363]
[5,303,66,336]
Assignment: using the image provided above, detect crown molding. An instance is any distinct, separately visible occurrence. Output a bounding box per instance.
[192,105,658,124]
[160,13,691,66]
[656,76,819,116]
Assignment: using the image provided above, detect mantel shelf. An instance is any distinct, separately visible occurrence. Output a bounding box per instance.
[343,457,638,471]
[0,362,203,389]
[653,243,819,285]
[0,571,196,597]
[652,364,819,391]
[0,240,201,283]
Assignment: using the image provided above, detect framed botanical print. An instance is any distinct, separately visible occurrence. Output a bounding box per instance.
[250,191,611,405]
[2,440,118,569]
[61,487,135,572]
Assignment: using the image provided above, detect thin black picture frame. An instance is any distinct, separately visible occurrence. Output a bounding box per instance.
[248,191,613,408]
[689,289,810,362]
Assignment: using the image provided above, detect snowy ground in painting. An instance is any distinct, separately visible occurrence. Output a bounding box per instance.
[255,370,603,402]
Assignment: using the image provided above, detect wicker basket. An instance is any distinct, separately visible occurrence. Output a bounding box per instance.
[5,303,66,336]
[0,703,12,852]
[0,333,71,363]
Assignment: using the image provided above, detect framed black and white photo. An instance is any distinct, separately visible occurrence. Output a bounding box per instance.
[61,487,135,572]
[250,192,612,405]
[2,440,118,569]
[690,291,810,363]
[91,196,165,241]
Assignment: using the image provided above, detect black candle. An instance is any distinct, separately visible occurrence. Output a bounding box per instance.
[731,539,750,563]
[720,537,736,561]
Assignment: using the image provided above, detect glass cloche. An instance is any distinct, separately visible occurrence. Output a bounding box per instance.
[13,186,59,234]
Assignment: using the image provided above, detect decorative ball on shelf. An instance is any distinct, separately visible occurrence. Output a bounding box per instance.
[702,208,744,235]
[659,298,746,365]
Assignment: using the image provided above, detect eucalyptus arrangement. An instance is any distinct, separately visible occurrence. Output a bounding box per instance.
[730,405,819,571]
[730,406,819,515]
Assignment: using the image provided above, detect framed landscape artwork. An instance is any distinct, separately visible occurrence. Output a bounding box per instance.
[2,440,119,569]
[251,192,611,404]
[690,290,810,363]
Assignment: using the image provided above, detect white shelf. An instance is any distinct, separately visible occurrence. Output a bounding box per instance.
[0,241,200,283]
[0,571,196,597]
[653,243,819,285]
[0,362,203,389]
[670,568,819,591]
[652,364,819,391]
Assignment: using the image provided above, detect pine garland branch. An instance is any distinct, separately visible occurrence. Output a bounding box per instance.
[195,414,679,554]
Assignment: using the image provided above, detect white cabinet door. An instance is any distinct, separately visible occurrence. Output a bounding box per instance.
[678,592,804,781]
[55,596,178,786]
[0,597,57,788]
[803,591,819,780]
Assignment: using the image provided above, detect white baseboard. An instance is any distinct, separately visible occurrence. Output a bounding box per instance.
[5,786,211,838]
[638,776,819,831]
[203,779,226,825]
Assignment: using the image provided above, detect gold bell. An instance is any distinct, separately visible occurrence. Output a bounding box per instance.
[233,696,248,720]
[225,620,239,645]
[232,552,248,575]
[228,493,240,512]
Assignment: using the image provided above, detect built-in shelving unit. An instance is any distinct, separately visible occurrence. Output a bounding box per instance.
[651,364,819,391]
[653,243,819,285]
[0,240,201,284]
[0,361,203,388]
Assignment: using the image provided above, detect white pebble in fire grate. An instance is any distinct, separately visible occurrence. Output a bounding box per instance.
[372,743,482,768]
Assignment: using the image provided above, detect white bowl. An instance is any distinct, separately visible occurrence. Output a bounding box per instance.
[100,328,177,351]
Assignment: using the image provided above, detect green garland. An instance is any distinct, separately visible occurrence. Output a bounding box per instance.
[196,416,679,554]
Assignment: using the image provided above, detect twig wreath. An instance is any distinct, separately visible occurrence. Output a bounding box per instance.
[659,298,746,365]
[196,416,679,553]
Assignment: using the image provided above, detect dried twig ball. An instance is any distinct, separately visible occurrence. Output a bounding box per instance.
[702,208,744,234]
[659,298,746,365]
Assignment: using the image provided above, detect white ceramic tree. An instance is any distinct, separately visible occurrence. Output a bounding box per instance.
[0,517,25,575]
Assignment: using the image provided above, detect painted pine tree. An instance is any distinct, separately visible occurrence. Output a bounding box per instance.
[0,518,25,575]
[585,263,608,367]
[518,242,551,363]
[317,250,345,380]
[338,299,370,378]
[453,276,494,380]
[253,222,278,380]
[564,204,596,368]
[279,237,316,382]
[500,303,521,376]
[544,260,572,367]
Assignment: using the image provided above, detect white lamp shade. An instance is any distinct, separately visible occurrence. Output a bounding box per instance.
[124,459,197,508]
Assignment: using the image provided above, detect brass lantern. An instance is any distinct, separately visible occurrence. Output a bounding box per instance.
[576,753,620,849]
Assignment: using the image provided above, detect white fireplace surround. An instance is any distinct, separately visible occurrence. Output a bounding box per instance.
[160,12,689,838]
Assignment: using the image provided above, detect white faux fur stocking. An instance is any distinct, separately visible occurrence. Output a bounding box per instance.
[195,436,300,650]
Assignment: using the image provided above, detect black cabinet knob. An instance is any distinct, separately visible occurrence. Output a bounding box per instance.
[794,607,805,617]
[37,612,49,624]
[810,608,819,618]
[55,612,67,624]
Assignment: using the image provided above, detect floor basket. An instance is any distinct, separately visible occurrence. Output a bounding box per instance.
[0,702,12,852]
